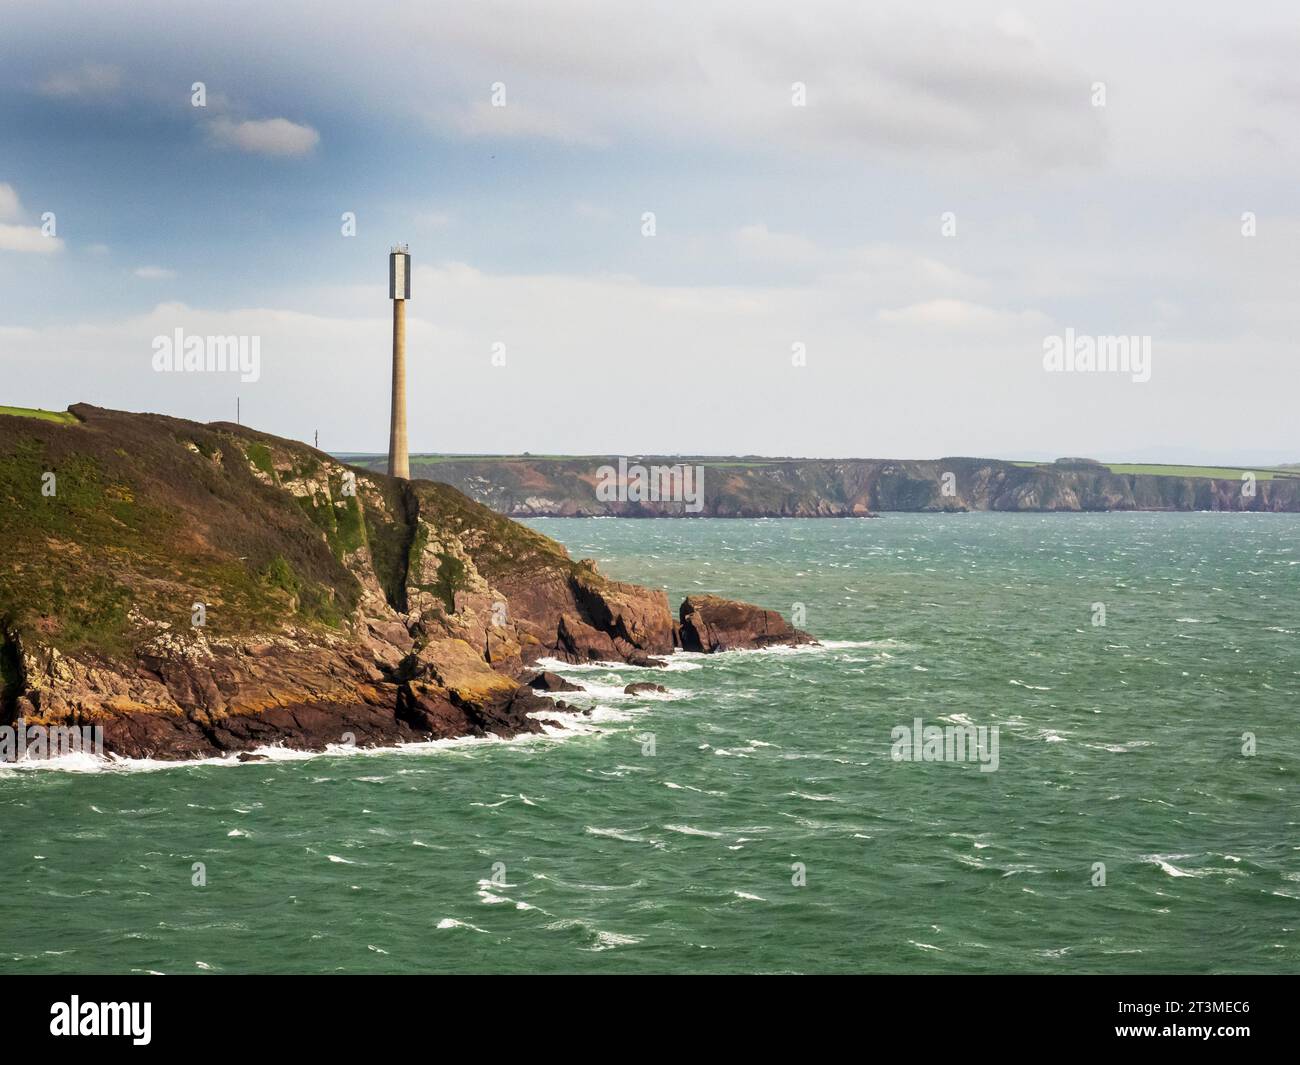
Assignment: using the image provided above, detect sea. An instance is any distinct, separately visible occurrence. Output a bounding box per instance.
[1,513,1296,974]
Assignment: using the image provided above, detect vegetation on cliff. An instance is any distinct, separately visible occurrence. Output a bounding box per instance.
[0,405,806,759]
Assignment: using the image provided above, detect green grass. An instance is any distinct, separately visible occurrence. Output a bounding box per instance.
[1103,463,1291,480]
[409,454,582,464]
[0,405,77,425]
[1010,460,1295,480]
[244,442,276,479]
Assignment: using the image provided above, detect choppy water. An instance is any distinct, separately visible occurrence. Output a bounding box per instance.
[2,514,1297,974]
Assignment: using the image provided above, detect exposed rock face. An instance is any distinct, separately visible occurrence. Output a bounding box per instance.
[526,671,584,693]
[678,595,817,653]
[0,405,811,761]
[624,682,667,695]
[358,454,1300,515]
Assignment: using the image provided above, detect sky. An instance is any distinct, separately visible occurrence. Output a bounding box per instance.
[1,0,1297,462]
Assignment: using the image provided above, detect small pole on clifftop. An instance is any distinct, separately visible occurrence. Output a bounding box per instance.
[236,397,240,425]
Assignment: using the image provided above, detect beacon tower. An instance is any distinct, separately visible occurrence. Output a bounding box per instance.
[387,244,410,479]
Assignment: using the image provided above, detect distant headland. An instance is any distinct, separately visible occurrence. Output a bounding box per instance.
[338,453,1300,516]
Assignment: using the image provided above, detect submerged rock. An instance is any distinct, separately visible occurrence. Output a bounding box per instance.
[624,682,667,695]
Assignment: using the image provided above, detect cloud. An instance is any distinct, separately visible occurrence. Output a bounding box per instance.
[0,183,21,221]
[438,101,608,147]
[573,201,613,221]
[0,223,63,253]
[38,62,122,98]
[876,299,1049,331]
[733,223,823,267]
[133,265,176,279]
[0,181,62,252]
[12,254,1290,462]
[209,117,320,157]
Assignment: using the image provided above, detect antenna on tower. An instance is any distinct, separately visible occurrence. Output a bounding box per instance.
[387,245,411,478]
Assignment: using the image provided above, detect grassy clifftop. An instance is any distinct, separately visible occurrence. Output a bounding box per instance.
[0,405,576,658]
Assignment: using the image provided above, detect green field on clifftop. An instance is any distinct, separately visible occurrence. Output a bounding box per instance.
[1011,459,1297,480]
[0,405,78,425]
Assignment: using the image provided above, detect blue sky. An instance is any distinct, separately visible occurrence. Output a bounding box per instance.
[2,0,1298,462]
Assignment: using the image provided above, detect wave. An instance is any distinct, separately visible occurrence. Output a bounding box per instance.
[584,825,666,849]
[664,823,724,838]
[436,918,488,932]
[0,725,578,777]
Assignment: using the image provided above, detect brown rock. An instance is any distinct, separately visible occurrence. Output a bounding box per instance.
[526,670,584,692]
[554,612,619,663]
[624,682,667,695]
[677,595,816,653]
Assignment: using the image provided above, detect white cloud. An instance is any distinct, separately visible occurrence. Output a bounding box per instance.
[573,201,613,221]
[0,223,63,253]
[133,265,176,279]
[38,62,122,98]
[438,101,608,147]
[210,117,320,157]
[4,257,1293,462]
[733,224,823,267]
[876,299,1048,331]
[0,183,22,221]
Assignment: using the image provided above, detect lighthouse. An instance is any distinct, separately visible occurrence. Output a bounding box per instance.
[387,244,410,479]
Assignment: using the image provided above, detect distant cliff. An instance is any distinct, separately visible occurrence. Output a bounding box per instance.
[347,455,1300,516]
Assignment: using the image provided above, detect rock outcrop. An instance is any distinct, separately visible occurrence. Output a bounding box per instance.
[0,405,810,761]
[526,670,584,693]
[624,682,667,695]
[677,595,817,653]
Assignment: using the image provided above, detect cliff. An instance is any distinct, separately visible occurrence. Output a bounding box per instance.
[0,406,810,760]
[347,455,1300,516]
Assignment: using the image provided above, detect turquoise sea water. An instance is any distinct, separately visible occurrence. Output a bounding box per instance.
[1,514,1297,974]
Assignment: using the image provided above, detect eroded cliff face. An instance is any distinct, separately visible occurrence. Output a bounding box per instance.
[361,455,1300,515]
[0,405,804,760]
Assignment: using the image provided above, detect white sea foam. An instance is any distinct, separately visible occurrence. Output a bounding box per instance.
[436,918,488,932]
[584,825,665,848]
[664,824,724,838]
[590,930,642,951]
[1143,854,1234,879]
[0,724,585,777]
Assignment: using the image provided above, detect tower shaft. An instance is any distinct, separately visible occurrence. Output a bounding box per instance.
[388,297,409,479]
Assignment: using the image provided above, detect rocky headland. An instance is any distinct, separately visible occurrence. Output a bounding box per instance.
[0,405,813,761]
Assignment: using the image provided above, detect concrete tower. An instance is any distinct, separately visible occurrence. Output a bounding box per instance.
[387,244,411,479]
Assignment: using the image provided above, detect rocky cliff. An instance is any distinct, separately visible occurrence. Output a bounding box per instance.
[0,406,810,760]
[350,455,1300,515]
